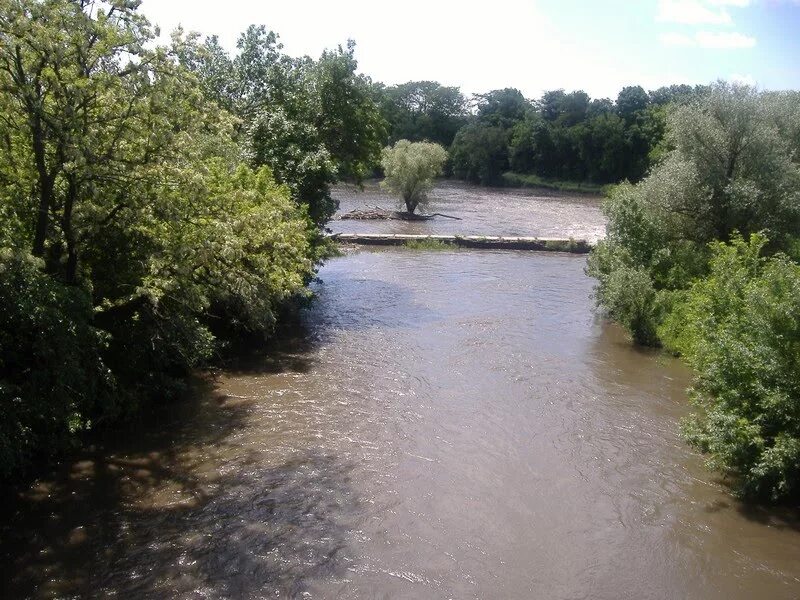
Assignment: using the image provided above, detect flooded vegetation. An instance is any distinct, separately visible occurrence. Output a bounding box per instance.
[3,248,799,598]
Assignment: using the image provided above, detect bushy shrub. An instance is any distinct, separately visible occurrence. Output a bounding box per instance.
[594,264,661,345]
[663,234,800,501]
[586,182,705,343]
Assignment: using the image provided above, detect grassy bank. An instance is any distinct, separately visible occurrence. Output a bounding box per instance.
[501,172,609,195]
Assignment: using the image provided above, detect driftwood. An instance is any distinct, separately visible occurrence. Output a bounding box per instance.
[338,207,462,221]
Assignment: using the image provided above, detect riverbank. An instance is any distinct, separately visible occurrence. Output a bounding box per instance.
[500,172,610,195]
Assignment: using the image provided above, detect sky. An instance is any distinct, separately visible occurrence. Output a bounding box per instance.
[141,0,800,100]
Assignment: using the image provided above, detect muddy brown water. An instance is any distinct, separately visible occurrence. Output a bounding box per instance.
[330,180,607,242]
[2,249,800,599]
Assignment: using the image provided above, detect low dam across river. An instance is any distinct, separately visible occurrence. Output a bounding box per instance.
[329,232,592,252]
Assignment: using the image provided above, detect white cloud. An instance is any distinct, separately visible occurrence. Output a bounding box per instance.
[696,31,757,47]
[656,0,733,25]
[708,0,751,6]
[660,30,757,48]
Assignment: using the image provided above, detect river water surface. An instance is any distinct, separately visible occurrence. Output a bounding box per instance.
[2,247,799,599]
[330,180,607,242]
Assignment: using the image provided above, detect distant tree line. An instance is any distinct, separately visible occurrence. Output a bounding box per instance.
[373,81,709,187]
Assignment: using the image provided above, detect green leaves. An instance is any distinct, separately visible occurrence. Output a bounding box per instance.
[665,234,800,500]
[376,80,468,147]
[588,84,800,500]
[0,249,110,476]
[0,1,321,478]
[380,140,447,213]
[176,28,386,225]
[450,123,509,185]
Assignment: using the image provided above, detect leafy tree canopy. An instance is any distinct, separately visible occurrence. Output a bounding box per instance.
[380,140,447,214]
[376,80,468,147]
[176,27,386,224]
[0,0,319,476]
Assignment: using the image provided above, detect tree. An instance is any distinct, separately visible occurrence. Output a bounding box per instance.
[649,84,698,106]
[581,112,628,182]
[509,113,544,173]
[376,80,468,147]
[665,83,800,242]
[0,0,319,476]
[476,88,529,128]
[380,140,447,214]
[0,0,154,279]
[314,40,387,182]
[449,122,509,185]
[616,85,649,122]
[177,27,386,224]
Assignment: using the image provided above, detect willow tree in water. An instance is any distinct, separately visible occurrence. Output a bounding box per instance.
[380,140,447,213]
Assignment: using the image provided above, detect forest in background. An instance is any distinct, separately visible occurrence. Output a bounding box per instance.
[374,81,708,188]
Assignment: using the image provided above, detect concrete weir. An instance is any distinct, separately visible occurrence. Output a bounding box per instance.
[329,233,593,253]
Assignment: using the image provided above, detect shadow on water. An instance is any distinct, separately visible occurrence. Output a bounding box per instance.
[217,333,318,377]
[308,272,439,335]
[0,261,424,598]
[736,503,800,532]
[0,344,358,598]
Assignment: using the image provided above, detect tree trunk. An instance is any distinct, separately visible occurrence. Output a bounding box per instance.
[715,147,740,242]
[31,114,52,257]
[63,175,78,284]
[405,197,418,214]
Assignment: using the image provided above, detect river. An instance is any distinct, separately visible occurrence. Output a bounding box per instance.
[330,180,606,242]
[1,186,799,599]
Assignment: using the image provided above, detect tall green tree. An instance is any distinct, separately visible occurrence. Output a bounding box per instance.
[0,0,155,278]
[377,80,468,147]
[0,0,318,477]
[177,27,386,224]
[616,85,649,122]
[450,122,509,185]
[475,87,529,128]
[315,41,387,182]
